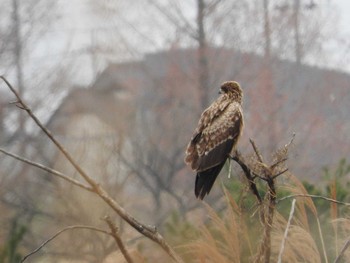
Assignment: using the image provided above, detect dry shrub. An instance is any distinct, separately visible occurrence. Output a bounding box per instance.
[182,174,334,263]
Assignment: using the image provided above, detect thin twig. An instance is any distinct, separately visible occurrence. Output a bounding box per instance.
[272,168,288,180]
[277,199,296,263]
[1,76,184,263]
[21,225,110,262]
[271,158,288,169]
[285,133,296,149]
[277,194,350,206]
[1,76,99,190]
[249,138,264,163]
[334,238,350,263]
[104,216,134,263]
[0,148,93,192]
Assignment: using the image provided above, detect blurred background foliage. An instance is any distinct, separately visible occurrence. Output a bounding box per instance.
[0,0,349,262]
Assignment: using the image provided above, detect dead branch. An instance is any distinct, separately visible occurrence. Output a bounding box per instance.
[277,194,350,206]
[104,216,134,263]
[284,132,296,149]
[271,168,288,180]
[21,225,110,262]
[231,138,294,263]
[1,76,184,263]
[0,147,93,192]
[271,157,288,169]
[250,138,264,163]
[255,140,276,263]
[1,76,99,190]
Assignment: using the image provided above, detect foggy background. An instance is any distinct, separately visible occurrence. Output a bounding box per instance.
[0,0,349,262]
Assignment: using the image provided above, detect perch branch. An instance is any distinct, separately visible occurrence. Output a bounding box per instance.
[230,152,262,204]
[1,76,184,263]
[261,169,276,263]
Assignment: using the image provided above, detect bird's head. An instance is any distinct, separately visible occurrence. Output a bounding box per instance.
[219,81,243,103]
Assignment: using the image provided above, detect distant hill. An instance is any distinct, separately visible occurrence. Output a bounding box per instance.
[93,47,349,181]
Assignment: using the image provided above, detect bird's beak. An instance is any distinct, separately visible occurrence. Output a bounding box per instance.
[218,89,223,94]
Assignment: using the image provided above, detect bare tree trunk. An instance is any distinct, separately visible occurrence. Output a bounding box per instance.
[263,0,271,60]
[197,0,210,109]
[293,0,302,66]
[262,0,277,152]
[12,0,25,132]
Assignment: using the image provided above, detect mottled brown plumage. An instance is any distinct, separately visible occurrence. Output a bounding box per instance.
[185,81,244,199]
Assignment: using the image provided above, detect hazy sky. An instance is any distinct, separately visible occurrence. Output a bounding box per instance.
[338,0,350,35]
[23,0,350,87]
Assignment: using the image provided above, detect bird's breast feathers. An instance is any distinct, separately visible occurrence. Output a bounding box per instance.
[200,102,243,155]
[185,100,243,171]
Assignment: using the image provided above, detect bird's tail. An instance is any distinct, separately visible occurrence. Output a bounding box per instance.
[195,161,226,200]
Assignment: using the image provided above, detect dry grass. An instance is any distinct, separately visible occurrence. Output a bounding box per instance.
[183,190,251,262]
[181,173,350,263]
[332,218,350,262]
[271,225,321,262]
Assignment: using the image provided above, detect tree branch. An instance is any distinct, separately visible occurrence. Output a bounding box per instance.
[104,216,134,263]
[1,76,99,190]
[1,76,184,263]
[277,194,350,206]
[250,138,264,163]
[0,148,93,192]
[21,225,111,262]
[230,152,262,204]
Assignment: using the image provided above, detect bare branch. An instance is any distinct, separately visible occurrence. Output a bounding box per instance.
[0,147,93,192]
[1,75,99,190]
[271,157,288,169]
[272,168,289,179]
[21,225,111,262]
[249,138,264,163]
[285,132,296,149]
[277,194,350,206]
[104,216,134,263]
[1,76,184,263]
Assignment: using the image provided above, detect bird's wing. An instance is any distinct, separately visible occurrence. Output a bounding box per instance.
[185,102,243,171]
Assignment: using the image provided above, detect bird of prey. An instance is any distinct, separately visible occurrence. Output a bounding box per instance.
[185,81,244,199]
